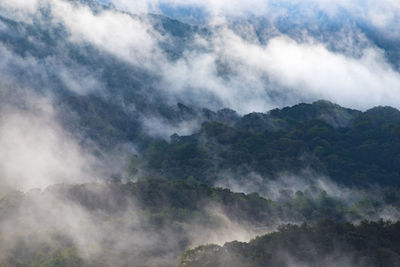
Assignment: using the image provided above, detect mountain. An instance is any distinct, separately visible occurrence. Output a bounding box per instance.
[1,1,400,266]
[0,5,210,150]
[141,101,400,188]
[1,178,399,266]
[179,220,400,267]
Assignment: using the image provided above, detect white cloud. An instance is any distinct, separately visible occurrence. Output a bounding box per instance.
[0,95,99,191]
[0,0,40,13]
[159,28,400,113]
[50,0,162,66]
[0,0,42,22]
[109,0,400,30]
[232,35,400,109]
[2,0,400,113]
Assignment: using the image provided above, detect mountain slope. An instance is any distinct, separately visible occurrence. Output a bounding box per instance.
[142,101,400,188]
[179,220,400,267]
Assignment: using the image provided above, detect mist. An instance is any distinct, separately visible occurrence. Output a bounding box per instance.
[1,0,400,115]
[0,0,399,266]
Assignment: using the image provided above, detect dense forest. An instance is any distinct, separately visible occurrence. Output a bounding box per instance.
[1,179,400,266]
[141,100,400,187]
[179,220,400,267]
[1,0,400,266]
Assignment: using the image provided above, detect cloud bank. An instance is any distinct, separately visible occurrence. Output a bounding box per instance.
[110,0,400,29]
[1,0,400,115]
[0,2,399,266]
[0,93,100,191]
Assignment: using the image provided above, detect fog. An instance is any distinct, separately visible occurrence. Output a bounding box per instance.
[1,0,400,115]
[110,0,400,30]
[0,0,399,266]
[0,181,276,266]
[161,30,400,113]
[0,91,103,191]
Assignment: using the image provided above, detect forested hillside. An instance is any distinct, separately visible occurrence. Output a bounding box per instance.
[1,0,400,266]
[180,220,400,267]
[1,179,399,266]
[142,101,400,187]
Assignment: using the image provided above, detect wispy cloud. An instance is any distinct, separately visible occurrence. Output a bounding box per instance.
[2,0,400,114]
[0,93,100,191]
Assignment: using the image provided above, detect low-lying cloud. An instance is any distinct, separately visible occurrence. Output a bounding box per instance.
[160,28,400,113]
[1,0,400,115]
[0,1,399,266]
[110,0,400,30]
[0,94,99,191]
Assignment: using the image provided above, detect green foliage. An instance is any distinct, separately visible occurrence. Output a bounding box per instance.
[125,154,141,177]
[31,247,82,267]
[1,179,399,266]
[143,102,400,187]
[180,220,400,267]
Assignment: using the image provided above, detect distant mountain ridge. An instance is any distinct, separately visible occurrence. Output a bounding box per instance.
[1,0,399,187]
[141,101,400,188]
[1,1,400,267]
